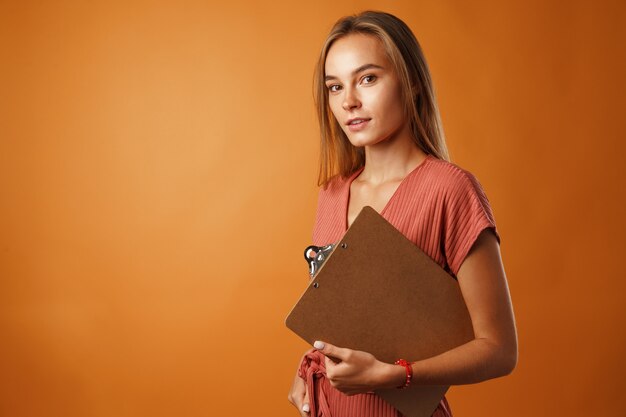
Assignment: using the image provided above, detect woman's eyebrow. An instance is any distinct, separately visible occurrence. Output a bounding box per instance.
[324,63,385,82]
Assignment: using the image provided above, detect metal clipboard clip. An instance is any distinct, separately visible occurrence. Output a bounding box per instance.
[303,244,335,278]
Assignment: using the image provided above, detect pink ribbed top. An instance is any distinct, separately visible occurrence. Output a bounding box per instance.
[298,154,500,417]
[312,154,499,277]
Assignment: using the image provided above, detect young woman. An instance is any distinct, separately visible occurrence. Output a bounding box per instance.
[288,11,517,417]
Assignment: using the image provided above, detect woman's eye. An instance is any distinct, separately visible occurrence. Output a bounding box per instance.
[363,75,377,84]
[327,84,341,93]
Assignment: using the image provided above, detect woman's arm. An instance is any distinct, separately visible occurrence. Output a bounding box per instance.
[316,229,518,394]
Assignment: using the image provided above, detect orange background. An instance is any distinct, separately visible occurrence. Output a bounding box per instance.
[1,1,624,416]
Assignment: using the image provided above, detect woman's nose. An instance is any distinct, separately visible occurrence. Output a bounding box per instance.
[342,87,361,110]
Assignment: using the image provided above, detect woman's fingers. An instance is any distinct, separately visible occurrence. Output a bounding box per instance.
[314,340,350,362]
[288,371,312,417]
[301,383,311,415]
[295,376,311,417]
[288,348,318,416]
[313,342,384,395]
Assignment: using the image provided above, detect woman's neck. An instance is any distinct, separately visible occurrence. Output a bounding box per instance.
[359,130,427,185]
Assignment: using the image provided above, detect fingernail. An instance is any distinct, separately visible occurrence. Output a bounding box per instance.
[302,403,310,413]
[314,341,325,349]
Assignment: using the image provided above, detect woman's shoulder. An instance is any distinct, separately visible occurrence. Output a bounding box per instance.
[421,156,487,197]
[424,155,479,181]
[424,157,497,238]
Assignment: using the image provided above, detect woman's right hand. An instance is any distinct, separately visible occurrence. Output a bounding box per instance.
[288,349,315,416]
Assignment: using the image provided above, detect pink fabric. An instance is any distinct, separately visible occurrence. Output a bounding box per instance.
[298,155,499,416]
[311,154,499,277]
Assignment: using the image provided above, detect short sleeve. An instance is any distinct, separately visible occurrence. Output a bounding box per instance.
[443,170,500,277]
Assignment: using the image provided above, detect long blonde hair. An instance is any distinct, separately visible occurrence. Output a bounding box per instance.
[314,11,449,187]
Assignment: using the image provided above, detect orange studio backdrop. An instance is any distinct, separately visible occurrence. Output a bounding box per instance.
[0,1,624,416]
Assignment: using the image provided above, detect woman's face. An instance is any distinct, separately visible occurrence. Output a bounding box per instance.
[324,33,408,148]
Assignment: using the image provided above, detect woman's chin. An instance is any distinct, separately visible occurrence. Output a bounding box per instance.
[347,137,388,149]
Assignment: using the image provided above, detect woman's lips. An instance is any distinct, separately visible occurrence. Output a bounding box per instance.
[347,119,371,132]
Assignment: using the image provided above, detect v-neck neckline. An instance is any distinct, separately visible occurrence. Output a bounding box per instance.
[343,154,432,231]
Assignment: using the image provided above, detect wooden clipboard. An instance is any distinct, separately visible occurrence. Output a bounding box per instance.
[285,206,474,417]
